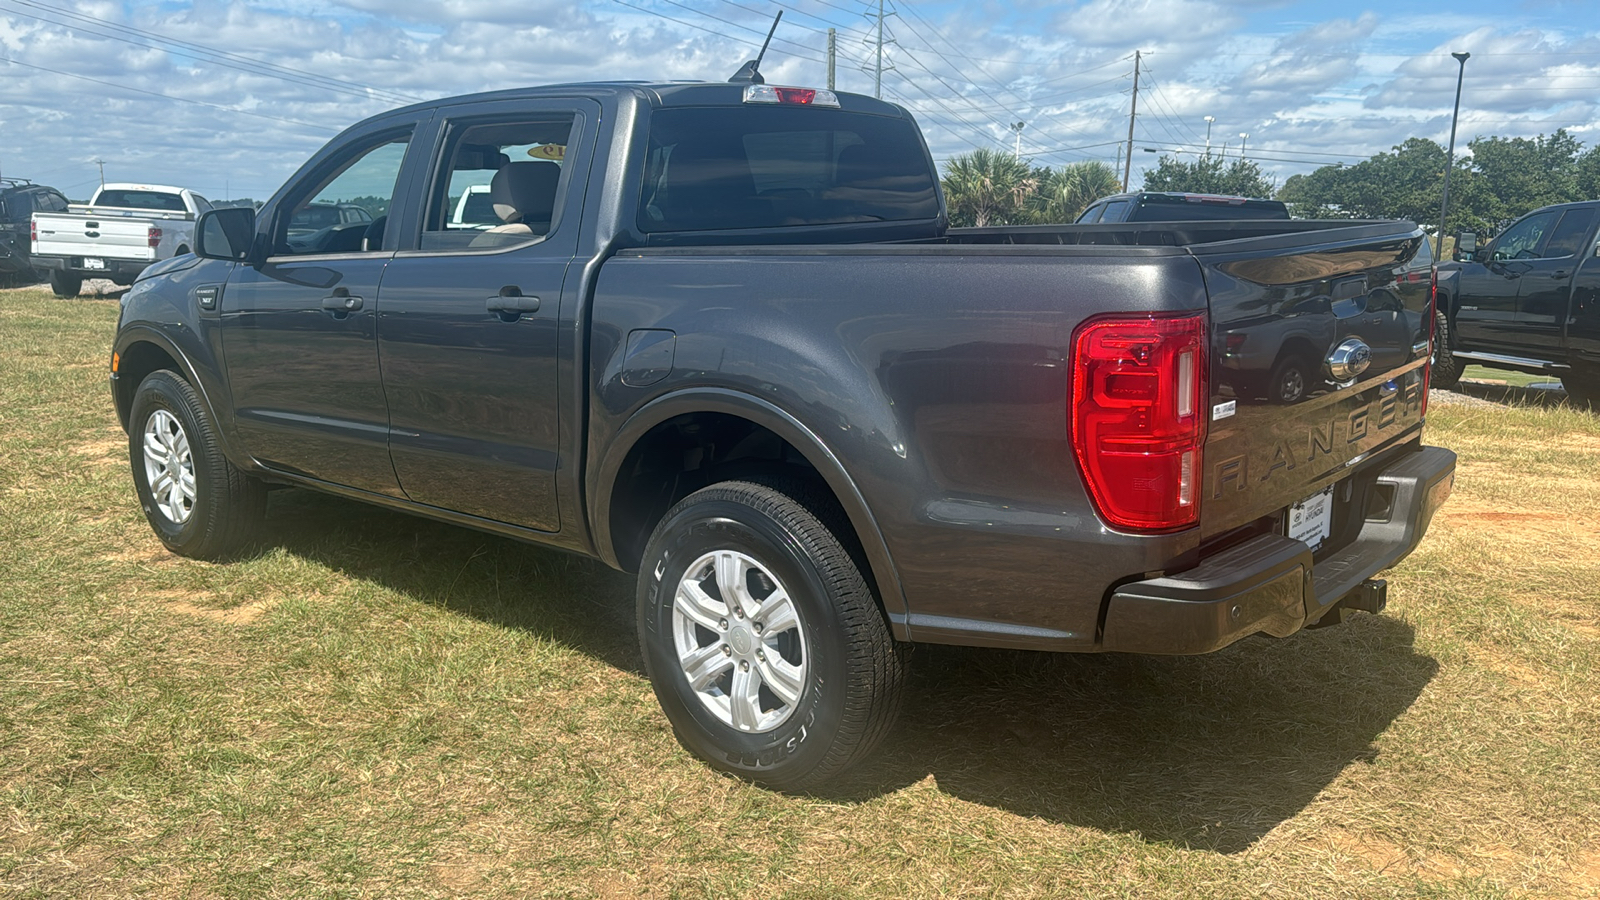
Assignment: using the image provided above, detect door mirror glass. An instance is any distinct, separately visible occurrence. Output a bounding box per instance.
[1454,231,1476,258]
[195,207,256,261]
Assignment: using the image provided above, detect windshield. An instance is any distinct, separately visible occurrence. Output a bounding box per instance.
[640,107,939,232]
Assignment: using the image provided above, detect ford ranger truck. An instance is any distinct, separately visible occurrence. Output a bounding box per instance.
[1432,200,1600,405]
[109,81,1456,788]
[31,183,212,298]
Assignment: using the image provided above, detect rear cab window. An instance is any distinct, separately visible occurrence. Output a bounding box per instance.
[95,190,186,212]
[639,107,939,232]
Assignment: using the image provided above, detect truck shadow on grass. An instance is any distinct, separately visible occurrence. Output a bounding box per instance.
[259,488,1437,855]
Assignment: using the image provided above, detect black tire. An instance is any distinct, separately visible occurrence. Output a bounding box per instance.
[1430,310,1462,389]
[1268,354,1313,404]
[637,479,905,789]
[1563,371,1600,410]
[49,271,82,299]
[128,370,266,559]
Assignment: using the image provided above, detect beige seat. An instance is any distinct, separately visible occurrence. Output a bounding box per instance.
[471,162,561,246]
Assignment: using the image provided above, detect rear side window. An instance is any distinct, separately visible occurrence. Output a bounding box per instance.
[1543,209,1596,258]
[95,190,186,212]
[640,107,939,232]
[1076,204,1105,224]
[1099,200,1133,222]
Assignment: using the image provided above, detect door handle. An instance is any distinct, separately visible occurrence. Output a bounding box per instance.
[486,291,540,320]
[1552,270,1570,279]
[321,293,364,313]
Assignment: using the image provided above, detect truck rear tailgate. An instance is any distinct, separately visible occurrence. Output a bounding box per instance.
[32,214,155,262]
[1195,222,1432,547]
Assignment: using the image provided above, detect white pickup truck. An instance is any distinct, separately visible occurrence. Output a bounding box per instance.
[31,183,212,297]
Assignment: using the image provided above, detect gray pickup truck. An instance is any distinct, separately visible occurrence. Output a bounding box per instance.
[111,80,1455,787]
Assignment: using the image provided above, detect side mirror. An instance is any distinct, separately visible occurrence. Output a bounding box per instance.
[194,207,256,262]
[1453,231,1477,260]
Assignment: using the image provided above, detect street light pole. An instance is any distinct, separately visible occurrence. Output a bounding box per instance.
[1238,133,1248,159]
[1437,51,1471,261]
[1204,116,1214,155]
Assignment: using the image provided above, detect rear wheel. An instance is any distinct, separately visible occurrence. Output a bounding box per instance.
[1563,371,1600,410]
[1268,354,1313,404]
[637,479,905,789]
[1430,311,1462,389]
[129,370,266,559]
[49,271,82,299]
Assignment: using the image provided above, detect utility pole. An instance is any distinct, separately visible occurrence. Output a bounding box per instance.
[1239,133,1249,158]
[1009,122,1025,160]
[1204,116,1215,155]
[1438,51,1471,260]
[827,28,836,91]
[1122,50,1141,191]
[874,0,885,99]
[92,158,105,186]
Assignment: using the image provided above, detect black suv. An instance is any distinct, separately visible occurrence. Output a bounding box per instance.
[0,179,71,286]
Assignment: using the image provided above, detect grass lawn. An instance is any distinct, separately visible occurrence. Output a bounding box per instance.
[2,287,1598,898]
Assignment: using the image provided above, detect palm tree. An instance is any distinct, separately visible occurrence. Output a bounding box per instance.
[942,149,1037,227]
[1032,161,1121,224]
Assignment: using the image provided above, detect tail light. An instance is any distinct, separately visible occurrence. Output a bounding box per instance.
[148,225,162,248]
[1070,312,1208,532]
[30,218,37,247]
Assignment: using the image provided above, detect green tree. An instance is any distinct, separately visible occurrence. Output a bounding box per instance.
[1274,138,1491,233]
[942,149,1038,227]
[1466,129,1584,227]
[1577,146,1600,200]
[1140,153,1275,197]
[1030,161,1121,224]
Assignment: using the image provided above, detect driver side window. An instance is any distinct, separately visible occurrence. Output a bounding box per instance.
[276,131,411,257]
[1491,211,1557,261]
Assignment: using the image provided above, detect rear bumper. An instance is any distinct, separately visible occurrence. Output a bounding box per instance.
[1102,445,1456,654]
[31,255,150,283]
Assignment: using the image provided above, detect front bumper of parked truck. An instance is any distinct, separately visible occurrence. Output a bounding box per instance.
[1101,445,1456,655]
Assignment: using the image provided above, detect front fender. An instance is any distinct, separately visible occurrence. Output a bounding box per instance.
[588,387,909,632]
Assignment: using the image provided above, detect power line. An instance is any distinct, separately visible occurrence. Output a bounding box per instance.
[0,55,337,132]
[0,0,421,105]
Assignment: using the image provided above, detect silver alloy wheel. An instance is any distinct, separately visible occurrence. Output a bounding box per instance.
[142,409,196,525]
[672,549,808,733]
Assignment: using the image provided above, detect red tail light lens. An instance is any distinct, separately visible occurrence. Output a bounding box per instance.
[148,226,162,248]
[1070,312,1208,532]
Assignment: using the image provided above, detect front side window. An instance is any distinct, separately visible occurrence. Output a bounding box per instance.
[1492,210,1557,261]
[276,133,410,256]
[420,117,576,251]
[640,107,939,232]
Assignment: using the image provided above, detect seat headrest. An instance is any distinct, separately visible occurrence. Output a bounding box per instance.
[490,161,562,225]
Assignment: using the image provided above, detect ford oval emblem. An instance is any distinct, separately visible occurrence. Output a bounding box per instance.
[1326,338,1372,382]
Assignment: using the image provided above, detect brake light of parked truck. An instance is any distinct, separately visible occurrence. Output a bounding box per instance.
[1070,313,1208,533]
[742,85,841,107]
[147,226,162,249]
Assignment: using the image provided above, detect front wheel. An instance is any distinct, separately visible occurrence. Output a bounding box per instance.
[49,271,82,299]
[129,370,266,559]
[637,480,905,789]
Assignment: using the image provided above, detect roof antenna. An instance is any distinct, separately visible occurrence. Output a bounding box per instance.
[728,11,782,84]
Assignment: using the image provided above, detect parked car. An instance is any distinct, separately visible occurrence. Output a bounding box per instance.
[31,183,212,297]
[112,80,1454,788]
[1076,191,1291,224]
[1433,200,1600,405]
[0,178,70,285]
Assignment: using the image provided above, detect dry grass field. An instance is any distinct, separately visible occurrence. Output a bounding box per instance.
[1,287,1597,898]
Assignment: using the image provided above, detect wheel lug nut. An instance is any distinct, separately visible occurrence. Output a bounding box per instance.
[739,660,750,671]
[753,622,763,633]
[721,645,732,656]
[718,618,728,630]
[735,608,744,618]
[756,649,765,660]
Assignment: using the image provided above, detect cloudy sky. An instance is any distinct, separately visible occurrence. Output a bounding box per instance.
[1,0,1596,202]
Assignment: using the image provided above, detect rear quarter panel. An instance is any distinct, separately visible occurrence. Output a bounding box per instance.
[588,246,1212,648]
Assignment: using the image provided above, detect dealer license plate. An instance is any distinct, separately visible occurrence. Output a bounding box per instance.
[1288,486,1335,552]
[82,257,106,270]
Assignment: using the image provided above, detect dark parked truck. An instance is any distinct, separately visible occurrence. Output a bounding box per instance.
[111,82,1456,787]
[1432,200,1600,405]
